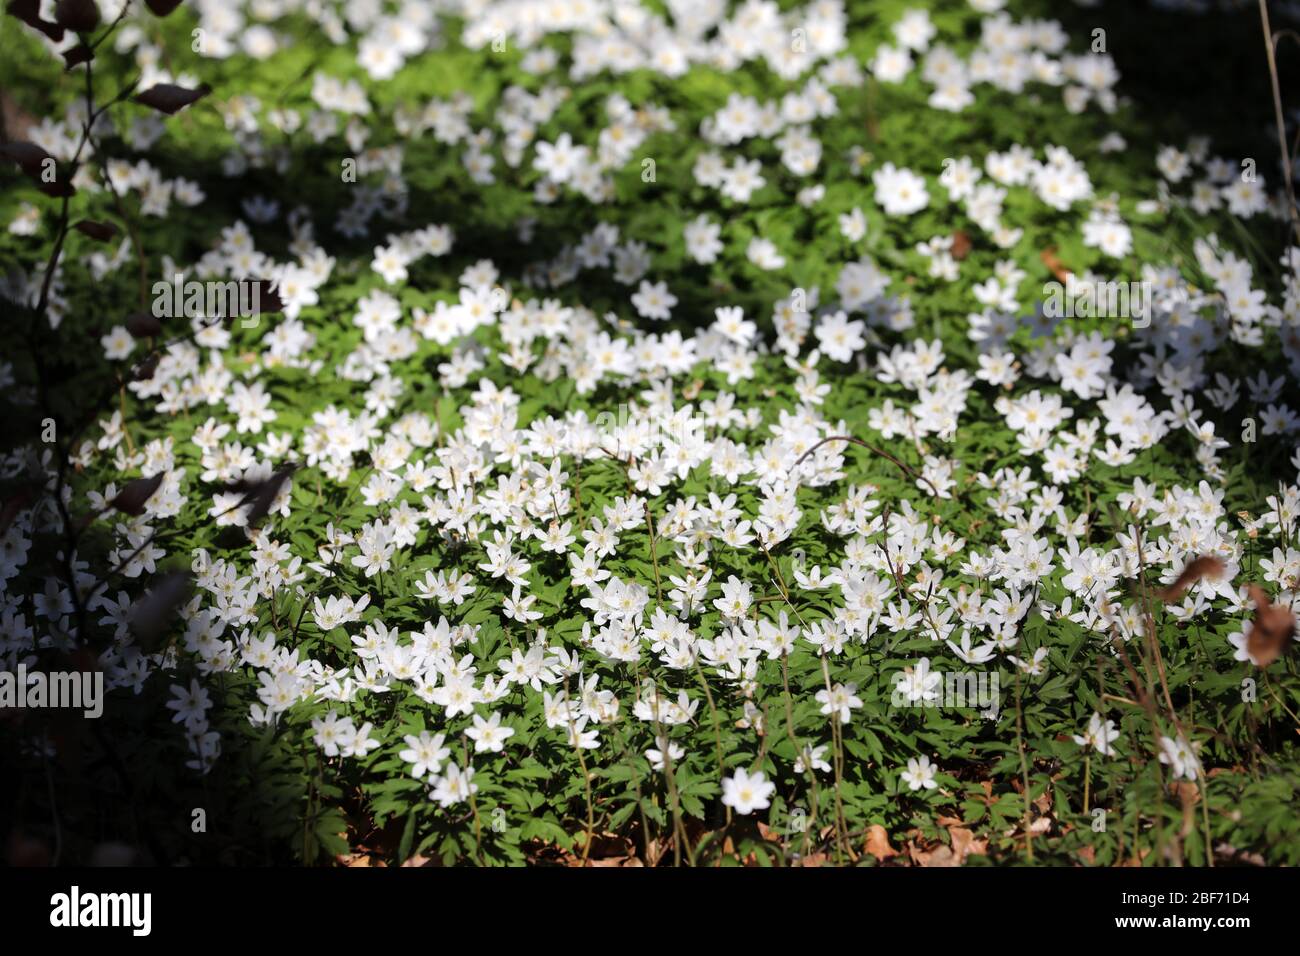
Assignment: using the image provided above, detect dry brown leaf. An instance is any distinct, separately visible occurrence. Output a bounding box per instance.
[649,837,671,866]
[864,824,898,860]
[1207,765,1244,778]
[1213,843,1265,866]
[915,844,958,867]
[948,828,973,864]
[572,831,639,867]
[948,826,984,865]
[1159,555,1226,602]
[524,841,577,866]
[904,838,942,866]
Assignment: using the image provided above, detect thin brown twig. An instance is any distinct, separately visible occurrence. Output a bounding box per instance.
[794,434,942,500]
[1259,0,1300,243]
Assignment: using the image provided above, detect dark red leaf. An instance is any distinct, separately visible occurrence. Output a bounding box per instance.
[144,0,184,14]
[74,219,118,241]
[6,0,64,40]
[128,572,191,651]
[37,177,75,198]
[233,463,298,525]
[252,278,284,314]
[133,82,211,115]
[110,473,164,516]
[0,489,34,536]
[126,312,162,338]
[133,354,159,381]
[0,140,51,178]
[54,0,99,32]
[5,0,40,24]
[125,311,162,338]
[35,19,65,41]
[62,43,93,69]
